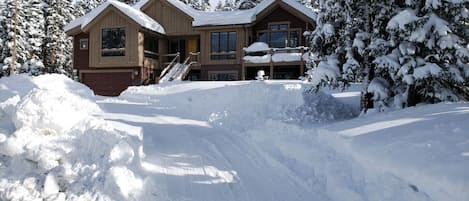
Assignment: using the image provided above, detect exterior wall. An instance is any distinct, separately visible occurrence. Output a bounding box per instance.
[201,64,242,80]
[252,6,313,46]
[199,26,246,66]
[73,33,90,69]
[142,0,195,35]
[79,67,141,96]
[88,9,141,68]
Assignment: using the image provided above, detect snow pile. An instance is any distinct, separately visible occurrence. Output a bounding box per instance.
[294,90,358,124]
[118,81,443,201]
[245,121,433,201]
[243,42,270,53]
[243,54,270,63]
[0,74,149,201]
[272,52,302,62]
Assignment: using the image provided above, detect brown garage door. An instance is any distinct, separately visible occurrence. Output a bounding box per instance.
[81,72,134,96]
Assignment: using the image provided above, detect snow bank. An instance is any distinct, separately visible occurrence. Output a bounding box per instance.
[243,42,270,53]
[246,121,433,201]
[0,74,150,201]
[122,81,358,133]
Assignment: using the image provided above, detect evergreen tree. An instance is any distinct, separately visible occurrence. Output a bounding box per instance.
[307,0,469,110]
[237,0,261,10]
[0,2,6,77]
[73,0,104,17]
[21,0,46,75]
[0,0,29,75]
[118,0,139,5]
[383,0,469,105]
[180,0,210,11]
[43,0,75,75]
[214,0,224,11]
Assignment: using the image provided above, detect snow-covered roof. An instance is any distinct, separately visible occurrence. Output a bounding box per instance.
[65,0,165,34]
[134,0,317,27]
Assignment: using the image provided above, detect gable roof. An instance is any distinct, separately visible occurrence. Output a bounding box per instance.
[134,0,317,27]
[64,0,165,34]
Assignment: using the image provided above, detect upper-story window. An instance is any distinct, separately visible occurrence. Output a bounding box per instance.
[102,27,125,56]
[258,23,300,48]
[210,31,237,60]
[79,38,88,50]
[144,34,159,59]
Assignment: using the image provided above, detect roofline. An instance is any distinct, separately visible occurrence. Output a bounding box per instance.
[192,0,315,28]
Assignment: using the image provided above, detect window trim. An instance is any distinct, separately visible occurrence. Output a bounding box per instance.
[144,33,159,60]
[101,27,126,57]
[210,31,237,61]
[79,38,89,50]
[256,22,302,48]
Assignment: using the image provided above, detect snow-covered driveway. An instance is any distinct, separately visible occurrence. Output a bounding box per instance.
[95,81,453,201]
[97,84,316,201]
[2,75,466,201]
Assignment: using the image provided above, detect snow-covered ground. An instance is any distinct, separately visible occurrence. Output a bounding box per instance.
[0,74,468,201]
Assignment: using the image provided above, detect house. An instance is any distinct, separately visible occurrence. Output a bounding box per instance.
[64,0,316,96]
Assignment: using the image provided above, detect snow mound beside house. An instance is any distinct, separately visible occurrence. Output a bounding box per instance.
[0,74,149,201]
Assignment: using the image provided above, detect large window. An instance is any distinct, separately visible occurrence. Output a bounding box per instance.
[102,28,125,56]
[144,34,159,59]
[210,31,237,60]
[257,23,300,48]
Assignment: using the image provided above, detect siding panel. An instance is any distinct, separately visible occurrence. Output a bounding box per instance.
[142,0,195,35]
[89,9,140,68]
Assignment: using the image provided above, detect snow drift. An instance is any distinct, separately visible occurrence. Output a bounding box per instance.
[0,74,148,201]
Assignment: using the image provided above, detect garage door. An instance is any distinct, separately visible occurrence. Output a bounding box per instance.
[81,72,134,96]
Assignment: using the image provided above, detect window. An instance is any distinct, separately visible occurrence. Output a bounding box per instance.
[101,28,125,56]
[144,34,159,59]
[289,31,299,47]
[79,38,88,50]
[210,31,237,60]
[256,23,301,48]
[270,31,288,48]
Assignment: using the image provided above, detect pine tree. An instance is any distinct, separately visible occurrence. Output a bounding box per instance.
[43,0,74,75]
[117,0,139,5]
[1,0,29,75]
[20,0,46,75]
[237,0,261,10]
[0,2,6,77]
[307,0,469,110]
[398,0,469,103]
[307,0,349,88]
[179,0,210,11]
[214,0,224,11]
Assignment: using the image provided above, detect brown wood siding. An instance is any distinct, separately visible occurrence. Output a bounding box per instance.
[142,0,195,35]
[252,6,312,46]
[199,27,246,66]
[88,9,140,68]
[73,33,89,70]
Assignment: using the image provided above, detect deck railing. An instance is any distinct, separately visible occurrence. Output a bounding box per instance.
[242,46,308,80]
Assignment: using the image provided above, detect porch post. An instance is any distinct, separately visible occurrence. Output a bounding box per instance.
[269,49,274,79]
[242,62,246,80]
[300,48,304,76]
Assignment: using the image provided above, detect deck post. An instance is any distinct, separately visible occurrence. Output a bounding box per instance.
[300,48,305,76]
[269,49,274,79]
[241,62,246,80]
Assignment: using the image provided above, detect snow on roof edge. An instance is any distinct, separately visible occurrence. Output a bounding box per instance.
[192,0,317,27]
[65,0,165,34]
